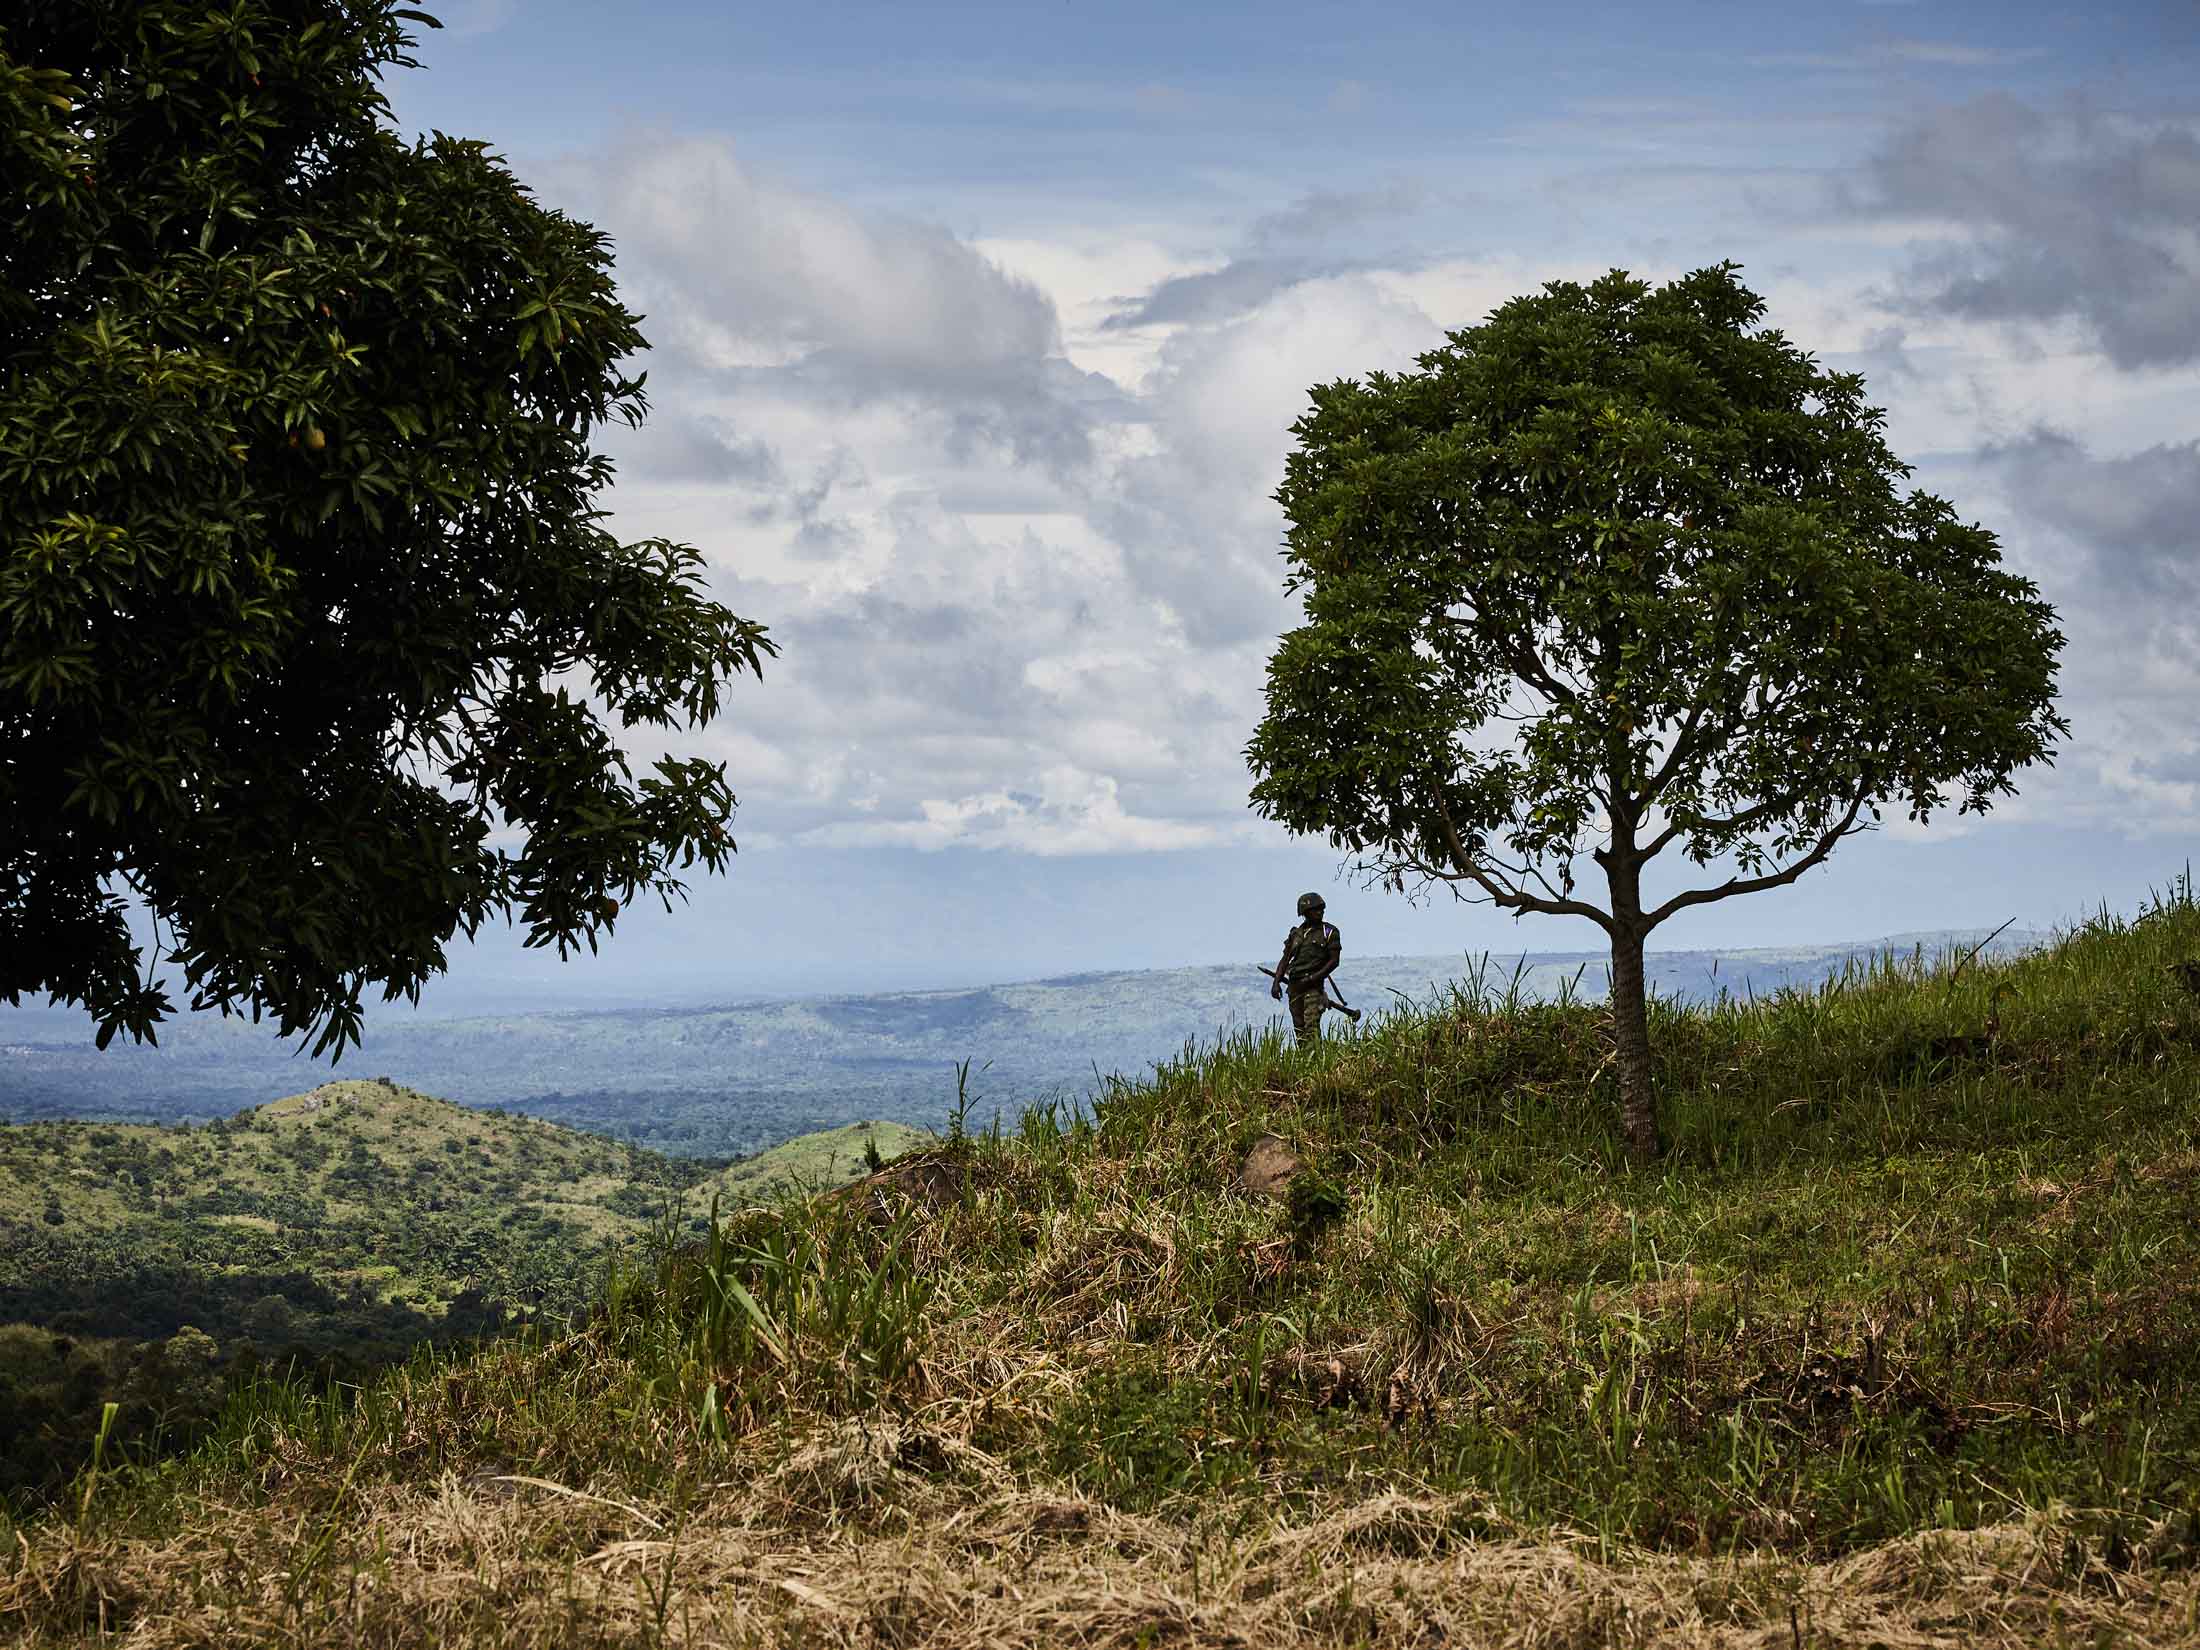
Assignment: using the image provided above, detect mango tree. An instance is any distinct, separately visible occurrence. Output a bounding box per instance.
[1247,263,2068,1161]
[1,1,775,1053]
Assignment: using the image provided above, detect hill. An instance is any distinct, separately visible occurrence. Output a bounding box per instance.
[5,878,2199,1643]
[0,926,2058,1155]
[712,1119,937,1203]
[0,1084,915,1504]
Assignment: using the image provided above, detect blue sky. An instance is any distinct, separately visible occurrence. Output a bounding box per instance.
[294,2,2200,1002]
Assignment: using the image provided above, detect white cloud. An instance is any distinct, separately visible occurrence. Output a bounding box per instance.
[549,135,1061,378]
[1094,272,1449,644]
[802,767,1229,856]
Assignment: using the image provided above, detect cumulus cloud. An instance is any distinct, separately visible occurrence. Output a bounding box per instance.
[1101,258,1317,331]
[1094,274,1447,645]
[613,413,782,486]
[556,135,1060,377]
[1245,182,1430,252]
[1980,427,2200,609]
[644,484,1270,849]
[547,116,2200,866]
[802,766,1228,856]
[1840,93,2200,369]
[552,134,1140,526]
[1950,426,2200,836]
[556,142,1473,852]
[2135,747,2200,789]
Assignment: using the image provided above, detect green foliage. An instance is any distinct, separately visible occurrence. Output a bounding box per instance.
[0,1,777,1055]
[0,1322,225,1508]
[0,1080,663,1502]
[1282,1164,1347,1250]
[1247,261,2068,926]
[1045,1354,1253,1510]
[616,1199,937,1438]
[0,1078,924,1507]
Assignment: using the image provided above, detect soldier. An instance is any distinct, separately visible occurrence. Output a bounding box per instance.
[1271,892,1342,1046]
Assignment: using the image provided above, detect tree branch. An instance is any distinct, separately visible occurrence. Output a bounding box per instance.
[1636,625,1768,809]
[1638,696,1710,806]
[1524,854,1579,907]
[1639,775,1874,929]
[1428,793,1617,934]
[1438,615,1582,710]
[1509,640,1583,709]
[1641,784,1809,861]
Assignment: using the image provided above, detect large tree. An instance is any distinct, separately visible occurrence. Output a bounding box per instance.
[1,2,775,1053]
[1247,264,2068,1162]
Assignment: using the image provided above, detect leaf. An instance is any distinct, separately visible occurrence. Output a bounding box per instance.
[719,1276,790,1365]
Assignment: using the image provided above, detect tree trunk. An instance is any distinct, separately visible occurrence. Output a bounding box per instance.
[1600,834,1660,1163]
[1606,925,1661,1163]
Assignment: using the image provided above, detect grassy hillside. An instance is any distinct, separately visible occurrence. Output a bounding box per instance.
[712,1120,936,1203]
[0,1085,904,1506]
[5,874,2200,1645]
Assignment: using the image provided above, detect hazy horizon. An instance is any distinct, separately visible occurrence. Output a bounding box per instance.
[0,920,2064,1151]
[1,913,2075,1037]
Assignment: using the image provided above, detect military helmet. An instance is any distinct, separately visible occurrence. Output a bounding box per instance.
[1296,891,1326,918]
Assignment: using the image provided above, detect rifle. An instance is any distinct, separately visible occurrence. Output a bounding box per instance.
[1255,965,1362,1023]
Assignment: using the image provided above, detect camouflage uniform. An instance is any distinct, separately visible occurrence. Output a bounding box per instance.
[1278,915,1342,1045]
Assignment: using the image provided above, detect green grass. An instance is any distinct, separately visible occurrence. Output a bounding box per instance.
[7,869,2200,1646]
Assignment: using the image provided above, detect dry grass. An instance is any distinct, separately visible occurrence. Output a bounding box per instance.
[7,1423,2197,1648]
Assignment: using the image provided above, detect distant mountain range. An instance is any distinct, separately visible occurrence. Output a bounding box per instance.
[0,925,2056,1156]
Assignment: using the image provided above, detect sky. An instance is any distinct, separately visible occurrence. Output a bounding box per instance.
[338,0,2199,1006]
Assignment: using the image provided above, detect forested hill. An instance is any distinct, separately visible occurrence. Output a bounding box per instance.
[0,1078,928,1502]
[0,928,2053,1156]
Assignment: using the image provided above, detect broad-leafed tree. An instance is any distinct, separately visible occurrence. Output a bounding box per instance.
[1,1,776,1052]
[1248,264,2068,1161]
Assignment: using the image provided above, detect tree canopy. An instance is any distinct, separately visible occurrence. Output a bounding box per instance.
[1,1,776,1053]
[1247,263,2069,1158]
